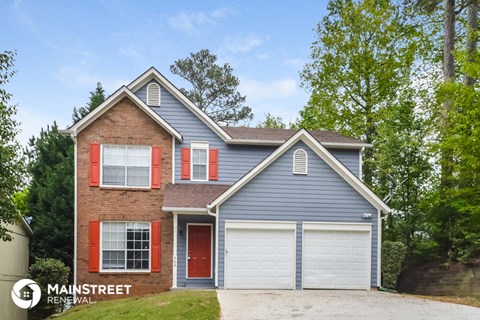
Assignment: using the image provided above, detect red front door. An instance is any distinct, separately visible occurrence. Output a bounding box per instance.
[187,225,212,278]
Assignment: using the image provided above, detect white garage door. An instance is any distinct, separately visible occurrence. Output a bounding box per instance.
[303,223,371,290]
[225,221,296,289]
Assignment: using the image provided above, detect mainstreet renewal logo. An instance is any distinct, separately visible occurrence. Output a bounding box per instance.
[11,279,41,309]
[11,279,132,308]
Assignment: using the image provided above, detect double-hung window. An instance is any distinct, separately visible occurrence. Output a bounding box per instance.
[102,145,150,187]
[101,222,150,271]
[191,142,208,181]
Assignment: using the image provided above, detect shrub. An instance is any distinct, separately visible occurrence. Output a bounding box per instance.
[382,241,407,289]
[28,258,70,319]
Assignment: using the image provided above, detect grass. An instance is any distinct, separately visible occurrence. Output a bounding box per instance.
[409,294,480,308]
[53,290,220,320]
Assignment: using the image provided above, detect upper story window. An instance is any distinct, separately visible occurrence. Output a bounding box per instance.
[102,145,150,188]
[191,142,209,181]
[101,222,150,271]
[147,83,160,106]
[293,149,308,175]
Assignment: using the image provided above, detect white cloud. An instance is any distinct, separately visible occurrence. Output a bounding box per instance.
[238,76,308,127]
[223,35,264,53]
[257,54,270,61]
[283,58,306,68]
[52,65,129,93]
[119,45,144,62]
[53,65,99,88]
[168,8,234,35]
[15,105,67,147]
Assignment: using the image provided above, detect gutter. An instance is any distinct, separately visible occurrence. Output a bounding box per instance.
[226,138,372,149]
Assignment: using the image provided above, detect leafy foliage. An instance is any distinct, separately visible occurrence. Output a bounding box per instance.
[431,80,480,262]
[170,49,253,125]
[256,113,287,129]
[28,258,70,319]
[297,0,419,186]
[382,241,407,289]
[27,123,74,273]
[72,82,106,124]
[0,50,26,241]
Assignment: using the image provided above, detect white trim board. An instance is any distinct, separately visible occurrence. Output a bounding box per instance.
[127,67,231,142]
[65,86,182,141]
[303,221,372,232]
[210,129,391,214]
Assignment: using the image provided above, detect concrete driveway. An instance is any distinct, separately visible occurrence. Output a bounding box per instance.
[217,290,480,320]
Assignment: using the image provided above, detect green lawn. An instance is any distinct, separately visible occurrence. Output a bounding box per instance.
[53,291,220,320]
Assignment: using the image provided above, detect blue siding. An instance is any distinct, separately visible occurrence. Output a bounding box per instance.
[218,141,378,289]
[136,81,275,184]
[330,149,360,177]
[176,215,215,288]
[134,81,360,183]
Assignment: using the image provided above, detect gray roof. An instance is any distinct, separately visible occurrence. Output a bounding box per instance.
[222,127,367,146]
[163,183,231,209]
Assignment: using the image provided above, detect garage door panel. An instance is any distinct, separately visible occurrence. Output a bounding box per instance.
[225,227,295,289]
[303,229,370,290]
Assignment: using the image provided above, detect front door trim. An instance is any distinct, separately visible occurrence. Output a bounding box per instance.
[186,223,213,279]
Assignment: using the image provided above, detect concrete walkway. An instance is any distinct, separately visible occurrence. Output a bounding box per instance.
[217,290,480,320]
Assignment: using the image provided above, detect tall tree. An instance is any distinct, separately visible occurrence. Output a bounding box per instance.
[464,0,478,86]
[27,83,105,272]
[297,0,418,186]
[439,0,456,189]
[72,82,106,124]
[377,89,434,262]
[0,51,25,241]
[170,49,253,125]
[27,123,74,270]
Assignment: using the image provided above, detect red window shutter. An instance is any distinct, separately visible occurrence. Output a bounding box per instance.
[151,146,162,189]
[89,143,100,187]
[89,220,100,273]
[181,148,191,180]
[209,149,219,181]
[151,221,161,272]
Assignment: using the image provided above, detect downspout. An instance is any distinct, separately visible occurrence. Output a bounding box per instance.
[207,204,219,288]
[70,132,78,303]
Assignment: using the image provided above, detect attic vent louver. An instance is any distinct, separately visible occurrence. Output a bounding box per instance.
[293,149,308,175]
[147,82,161,106]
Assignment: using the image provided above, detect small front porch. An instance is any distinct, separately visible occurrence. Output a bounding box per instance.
[174,214,216,289]
[164,183,230,290]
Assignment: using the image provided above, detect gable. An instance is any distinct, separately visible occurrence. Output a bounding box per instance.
[134,80,223,143]
[65,86,182,141]
[210,130,390,214]
[221,141,375,214]
[128,67,231,141]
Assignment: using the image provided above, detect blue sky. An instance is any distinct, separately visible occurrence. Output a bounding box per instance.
[1,0,328,145]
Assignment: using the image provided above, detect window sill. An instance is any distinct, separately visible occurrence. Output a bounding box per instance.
[99,187,152,192]
[99,271,152,276]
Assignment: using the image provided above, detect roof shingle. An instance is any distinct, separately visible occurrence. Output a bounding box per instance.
[163,183,231,209]
[222,126,366,145]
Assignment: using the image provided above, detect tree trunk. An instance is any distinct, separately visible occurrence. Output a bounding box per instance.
[441,0,455,188]
[465,0,478,86]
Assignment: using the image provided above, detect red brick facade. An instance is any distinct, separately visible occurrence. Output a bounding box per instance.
[76,97,173,300]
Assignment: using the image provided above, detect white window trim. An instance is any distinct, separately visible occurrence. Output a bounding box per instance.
[100,144,152,189]
[147,82,161,106]
[293,148,308,175]
[190,142,209,182]
[99,221,151,273]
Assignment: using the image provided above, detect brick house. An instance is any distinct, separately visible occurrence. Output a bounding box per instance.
[64,68,390,299]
